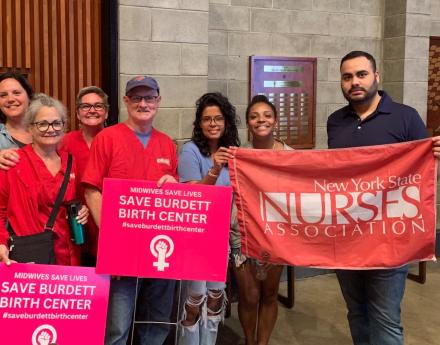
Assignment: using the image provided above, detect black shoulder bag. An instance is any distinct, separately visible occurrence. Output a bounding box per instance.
[8,154,72,264]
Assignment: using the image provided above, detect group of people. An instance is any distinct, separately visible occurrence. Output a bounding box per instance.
[0,49,438,345]
[0,75,107,267]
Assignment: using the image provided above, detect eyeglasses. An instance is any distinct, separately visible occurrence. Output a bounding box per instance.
[78,103,107,111]
[128,95,159,104]
[201,116,225,125]
[31,120,65,132]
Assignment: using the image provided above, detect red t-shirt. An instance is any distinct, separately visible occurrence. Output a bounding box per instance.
[61,130,99,255]
[61,130,90,182]
[82,123,177,190]
[0,145,80,265]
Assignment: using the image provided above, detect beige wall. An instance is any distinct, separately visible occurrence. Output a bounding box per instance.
[119,0,209,145]
[207,0,382,148]
[119,0,437,149]
[382,0,432,123]
[431,0,440,35]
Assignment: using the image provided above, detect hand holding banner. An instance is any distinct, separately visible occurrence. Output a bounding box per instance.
[229,139,437,269]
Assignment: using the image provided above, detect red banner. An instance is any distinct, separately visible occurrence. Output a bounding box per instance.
[229,139,437,269]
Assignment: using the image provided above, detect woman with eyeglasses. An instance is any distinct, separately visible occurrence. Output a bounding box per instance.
[0,71,33,169]
[60,86,108,267]
[231,94,292,345]
[178,92,240,345]
[0,93,89,265]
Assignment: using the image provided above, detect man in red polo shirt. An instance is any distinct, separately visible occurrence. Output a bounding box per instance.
[83,76,177,345]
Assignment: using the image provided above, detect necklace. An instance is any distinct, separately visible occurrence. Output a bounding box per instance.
[272,140,277,150]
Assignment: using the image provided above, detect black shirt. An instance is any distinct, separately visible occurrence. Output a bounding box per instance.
[327,91,427,149]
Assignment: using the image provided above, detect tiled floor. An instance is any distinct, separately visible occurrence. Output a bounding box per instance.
[218,262,440,345]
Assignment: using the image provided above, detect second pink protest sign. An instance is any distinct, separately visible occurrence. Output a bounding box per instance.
[97,178,232,282]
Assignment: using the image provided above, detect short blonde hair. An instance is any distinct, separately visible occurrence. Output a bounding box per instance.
[76,86,109,109]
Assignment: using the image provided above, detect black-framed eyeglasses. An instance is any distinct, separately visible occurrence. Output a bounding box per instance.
[78,103,107,111]
[31,120,65,132]
[201,116,225,125]
[128,95,159,104]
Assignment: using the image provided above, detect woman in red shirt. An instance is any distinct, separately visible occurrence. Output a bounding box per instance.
[61,86,108,266]
[0,93,88,265]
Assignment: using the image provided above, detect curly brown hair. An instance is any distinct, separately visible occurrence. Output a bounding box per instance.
[191,92,240,156]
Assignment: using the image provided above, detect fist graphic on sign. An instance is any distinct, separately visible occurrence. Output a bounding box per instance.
[150,235,174,271]
[32,325,57,345]
[37,331,50,345]
[156,240,168,255]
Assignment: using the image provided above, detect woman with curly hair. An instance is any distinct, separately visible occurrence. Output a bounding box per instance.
[178,92,240,345]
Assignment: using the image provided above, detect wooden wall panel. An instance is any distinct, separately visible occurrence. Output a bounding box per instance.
[427,37,440,136]
[0,0,102,130]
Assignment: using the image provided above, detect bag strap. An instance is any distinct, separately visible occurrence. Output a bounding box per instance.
[6,222,14,237]
[45,154,73,231]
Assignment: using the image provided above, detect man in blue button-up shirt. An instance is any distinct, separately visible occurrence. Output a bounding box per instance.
[327,51,427,345]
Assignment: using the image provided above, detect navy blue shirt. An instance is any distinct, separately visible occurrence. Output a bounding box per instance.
[327,91,427,149]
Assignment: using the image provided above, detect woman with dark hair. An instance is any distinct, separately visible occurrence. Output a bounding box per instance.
[0,71,34,167]
[178,92,240,345]
[231,94,291,345]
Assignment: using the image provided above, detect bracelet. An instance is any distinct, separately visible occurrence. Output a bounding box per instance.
[208,168,219,178]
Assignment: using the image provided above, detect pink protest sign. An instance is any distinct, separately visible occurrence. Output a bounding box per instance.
[0,263,109,345]
[96,178,232,282]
